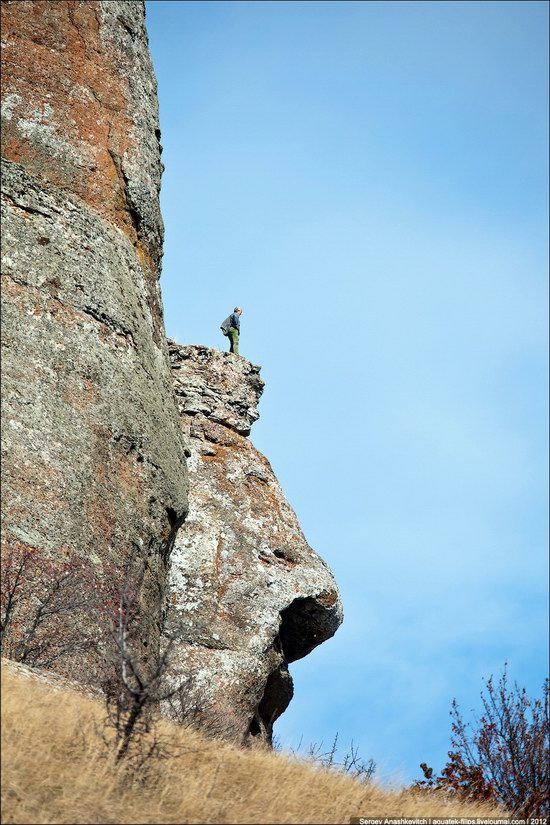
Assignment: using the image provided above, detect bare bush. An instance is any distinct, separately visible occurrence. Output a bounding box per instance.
[0,544,99,668]
[97,555,192,772]
[1,543,189,773]
[414,666,549,817]
[283,732,376,782]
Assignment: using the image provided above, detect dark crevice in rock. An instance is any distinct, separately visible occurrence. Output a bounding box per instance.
[250,661,294,744]
[208,414,252,437]
[248,715,262,738]
[273,548,291,561]
[1,192,55,220]
[246,470,269,484]
[166,505,185,532]
[138,360,159,385]
[117,14,139,42]
[105,132,143,241]
[112,432,144,451]
[80,304,136,346]
[119,164,143,239]
[258,548,297,570]
[161,507,187,564]
[2,271,33,289]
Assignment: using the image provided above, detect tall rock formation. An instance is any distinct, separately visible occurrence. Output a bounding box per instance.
[1,1,188,664]
[166,342,343,743]
[1,0,343,735]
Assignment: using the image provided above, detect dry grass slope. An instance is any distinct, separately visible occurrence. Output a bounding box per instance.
[1,664,504,824]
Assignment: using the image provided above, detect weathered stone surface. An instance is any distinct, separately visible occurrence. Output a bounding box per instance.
[165,342,343,743]
[1,0,342,739]
[1,0,166,340]
[1,2,188,670]
[171,343,264,436]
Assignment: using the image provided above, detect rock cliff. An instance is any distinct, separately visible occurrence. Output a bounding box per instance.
[165,342,343,743]
[1,0,188,663]
[1,0,342,737]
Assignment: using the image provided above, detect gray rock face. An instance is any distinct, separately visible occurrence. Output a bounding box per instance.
[1,0,342,737]
[1,0,167,339]
[166,342,343,743]
[1,1,188,669]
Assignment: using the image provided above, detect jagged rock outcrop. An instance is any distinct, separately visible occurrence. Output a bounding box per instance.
[165,342,343,743]
[1,1,188,665]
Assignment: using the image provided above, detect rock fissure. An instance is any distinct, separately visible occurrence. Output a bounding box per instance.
[116,14,139,43]
[2,190,57,220]
[80,304,136,347]
[67,3,90,55]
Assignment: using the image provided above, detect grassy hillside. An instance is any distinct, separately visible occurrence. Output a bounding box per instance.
[1,663,504,824]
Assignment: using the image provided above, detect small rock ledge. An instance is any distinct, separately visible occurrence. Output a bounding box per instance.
[168,340,264,436]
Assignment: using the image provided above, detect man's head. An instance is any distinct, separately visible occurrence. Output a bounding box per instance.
[234,307,243,315]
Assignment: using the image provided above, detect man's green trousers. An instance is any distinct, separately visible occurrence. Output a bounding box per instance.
[228,328,239,355]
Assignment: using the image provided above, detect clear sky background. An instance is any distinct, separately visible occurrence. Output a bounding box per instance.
[145,0,549,784]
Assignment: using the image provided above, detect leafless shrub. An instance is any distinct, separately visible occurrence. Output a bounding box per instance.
[284,732,376,782]
[0,543,99,668]
[414,665,549,817]
[97,555,194,774]
[0,543,192,775]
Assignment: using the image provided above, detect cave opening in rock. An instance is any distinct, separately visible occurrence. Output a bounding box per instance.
[248,662,294,743]
[279,596,333,663]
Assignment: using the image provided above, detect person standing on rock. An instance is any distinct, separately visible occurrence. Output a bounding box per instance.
[225,307,242,355]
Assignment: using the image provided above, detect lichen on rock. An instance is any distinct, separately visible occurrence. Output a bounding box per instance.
[1,0,188,673]
[1,0,342,740]
[165,341,343,744]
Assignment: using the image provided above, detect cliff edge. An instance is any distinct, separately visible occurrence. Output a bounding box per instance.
[166,342,343,743]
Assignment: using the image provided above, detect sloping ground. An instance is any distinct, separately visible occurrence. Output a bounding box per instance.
[1,662,504,825]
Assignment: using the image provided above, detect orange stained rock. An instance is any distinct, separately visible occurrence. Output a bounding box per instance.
[1,1,141,255]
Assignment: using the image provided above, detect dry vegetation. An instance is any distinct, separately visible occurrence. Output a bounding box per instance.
[1,662,506,825]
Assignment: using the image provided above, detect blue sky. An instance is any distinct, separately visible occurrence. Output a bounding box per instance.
[145,0,549,784]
